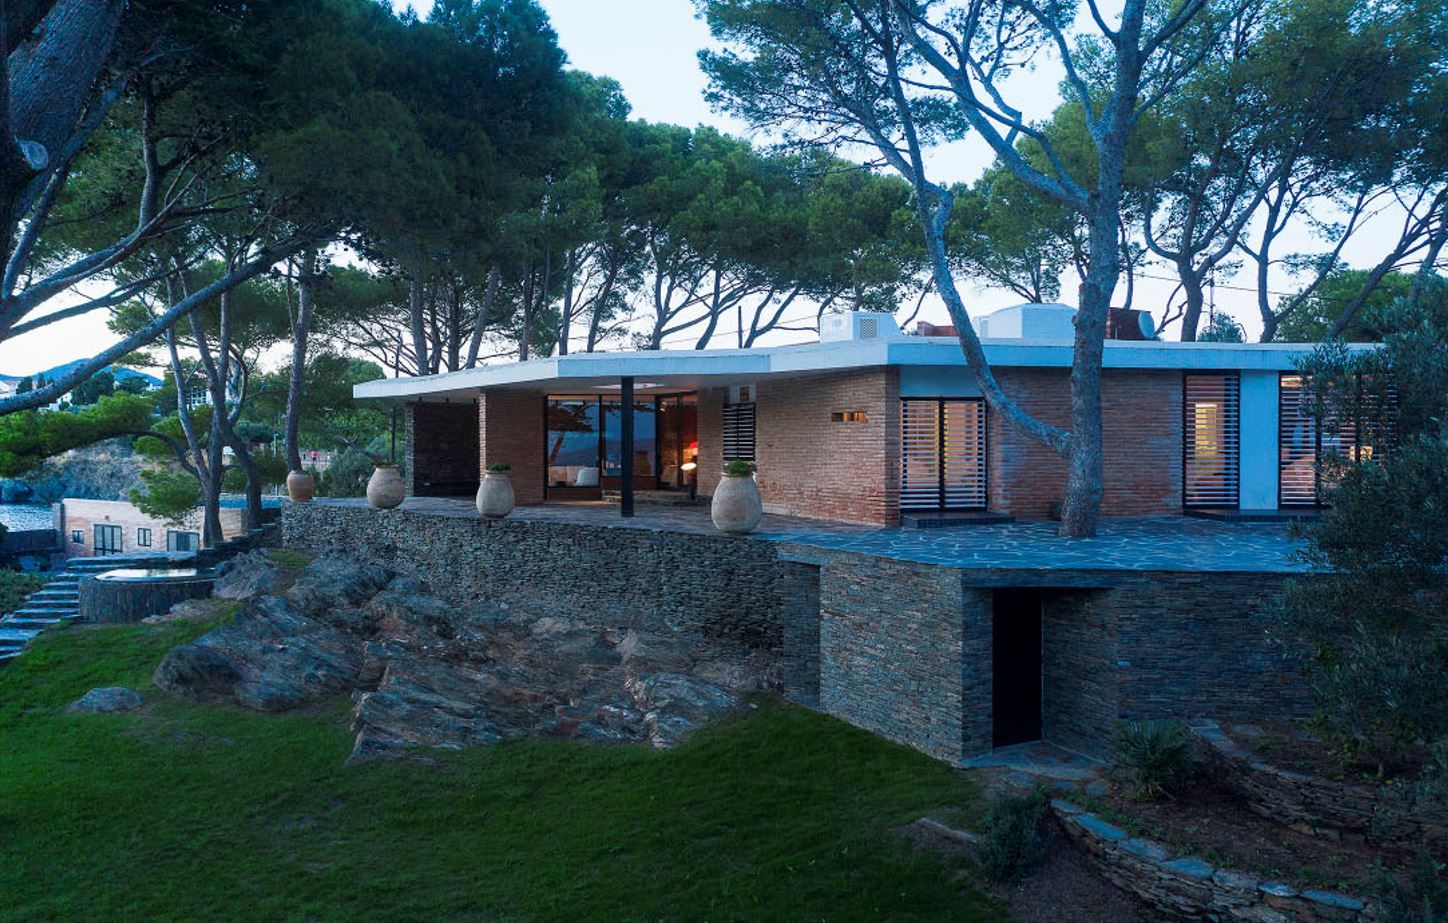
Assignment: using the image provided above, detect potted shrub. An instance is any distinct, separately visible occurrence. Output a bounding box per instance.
[476,462,516,519]
[365,462,406,510]
[286,469,315,502]
[711,460,762,533]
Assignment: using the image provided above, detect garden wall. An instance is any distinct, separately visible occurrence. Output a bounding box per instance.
[282,502,821,700]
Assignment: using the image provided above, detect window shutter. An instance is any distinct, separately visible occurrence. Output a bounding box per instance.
[1183,373,1240,508]
[722,402,756,461]
[900,398,986,510]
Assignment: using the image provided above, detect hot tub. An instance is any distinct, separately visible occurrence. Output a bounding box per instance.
[79,567,218,624]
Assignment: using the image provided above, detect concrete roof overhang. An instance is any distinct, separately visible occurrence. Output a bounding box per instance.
[354,336,1379,402]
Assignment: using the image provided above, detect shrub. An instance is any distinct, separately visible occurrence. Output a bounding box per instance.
[487,462,511,473]
[1284,286,1448,775]
[723,460,756,477]
[1375,849,1448,923]
[976,789,1047,884]
[1113,720,1195,801]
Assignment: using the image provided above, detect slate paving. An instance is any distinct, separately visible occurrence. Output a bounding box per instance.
[316,497,1311,573]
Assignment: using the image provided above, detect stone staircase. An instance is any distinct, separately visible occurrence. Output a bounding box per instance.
[0,554,183,666]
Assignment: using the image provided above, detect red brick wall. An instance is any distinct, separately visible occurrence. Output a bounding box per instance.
[696,387,725,497]
[479,390,545,505]
[987,368,1182,518]
[747,369,899,526]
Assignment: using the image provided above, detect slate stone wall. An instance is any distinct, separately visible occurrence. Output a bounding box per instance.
[812,552,990,763]
[1037,570,1311,757]
[285,503,1312,764]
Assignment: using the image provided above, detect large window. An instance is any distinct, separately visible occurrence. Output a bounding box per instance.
[900,398,987,511]
[94,523,123,556]
[544,394,697,496]
[167,530,201,552]
[1183,373,1240,508]
[1279,374,1395,506]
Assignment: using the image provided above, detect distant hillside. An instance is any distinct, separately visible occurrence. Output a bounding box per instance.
[0,362,161,387]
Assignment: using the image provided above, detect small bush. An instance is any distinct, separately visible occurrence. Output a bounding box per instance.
[723,460,756,477]
[1113,720,1195,801]
[976,789,1047,884]
[1375,849,1448,923]
[487,462,511,473]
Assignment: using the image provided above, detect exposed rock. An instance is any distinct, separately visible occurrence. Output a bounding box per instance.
[155,554,769,763]
[68,686,143,714]
[213,551,290,600]
[627,671,740,748]
[284,555,392,613]
[154,644,245,703]
[143,598,230,624]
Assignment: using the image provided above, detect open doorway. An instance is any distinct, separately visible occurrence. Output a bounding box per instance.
[992,588,1043,747]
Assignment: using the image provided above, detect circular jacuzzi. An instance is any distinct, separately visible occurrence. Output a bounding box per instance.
[80,567,218,624]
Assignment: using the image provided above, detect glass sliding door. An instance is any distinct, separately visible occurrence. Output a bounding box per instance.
[900,398,987,511]
[545,398,603,498]
[544,393,698,499]
[1183,373,1240,508]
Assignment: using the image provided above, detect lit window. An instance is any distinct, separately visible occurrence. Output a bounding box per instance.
[832,411,868,423]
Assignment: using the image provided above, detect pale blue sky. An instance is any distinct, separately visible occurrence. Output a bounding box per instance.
[0,0,1394,373]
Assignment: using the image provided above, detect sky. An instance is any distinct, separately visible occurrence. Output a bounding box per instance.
[0,0,1404,376]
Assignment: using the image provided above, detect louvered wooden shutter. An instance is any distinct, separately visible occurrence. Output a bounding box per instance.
[1278,374,1319,506]
[900,398,986,510]
[722,402,756,461]
[900,399,942,510]
[1183,373,1240,508]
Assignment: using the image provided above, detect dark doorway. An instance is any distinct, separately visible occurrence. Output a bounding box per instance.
[992,588,1043,747]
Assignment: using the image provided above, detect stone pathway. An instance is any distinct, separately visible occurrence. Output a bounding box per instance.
[314,498,1310,573]
[964,741,1111,797]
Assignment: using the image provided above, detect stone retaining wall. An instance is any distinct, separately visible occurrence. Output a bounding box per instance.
[1052,799,1377,921]
[282,503,822,700]
[1191,720,1448,852]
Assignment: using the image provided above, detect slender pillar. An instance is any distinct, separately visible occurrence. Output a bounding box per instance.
[620,376,635,518]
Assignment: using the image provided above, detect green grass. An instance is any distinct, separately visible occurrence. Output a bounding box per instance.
[0,568,48,613]
[0,621,1003,922]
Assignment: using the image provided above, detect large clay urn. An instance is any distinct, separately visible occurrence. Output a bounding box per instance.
[711,469,762,533]
[475,470,516,519]
[286,469,315,502]
[366,463,405,510]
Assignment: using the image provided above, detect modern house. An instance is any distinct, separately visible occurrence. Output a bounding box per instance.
[356,304,1389,525]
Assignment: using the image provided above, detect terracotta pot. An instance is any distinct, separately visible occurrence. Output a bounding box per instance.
[710,473,762,533]
[366,465,405,510]
[286,469,315,502]
[475,471,516,519]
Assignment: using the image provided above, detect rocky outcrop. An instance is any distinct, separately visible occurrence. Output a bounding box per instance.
[155,555,767,763]
[68,686,143,713]
[212,551,292,601]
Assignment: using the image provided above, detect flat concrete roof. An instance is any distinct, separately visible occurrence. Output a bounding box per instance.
[356,335,1375,401]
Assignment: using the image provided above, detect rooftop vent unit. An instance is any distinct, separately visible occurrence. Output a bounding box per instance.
[976,303,1077,341]
[820,311,902,343]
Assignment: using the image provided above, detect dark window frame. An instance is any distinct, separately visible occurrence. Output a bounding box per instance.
[899,396,988,512]
[721,401,757,462]
[1182,371,1242,510]
[136,527,152,547]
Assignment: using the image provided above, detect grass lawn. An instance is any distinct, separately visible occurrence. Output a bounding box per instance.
[0,618,1006,922]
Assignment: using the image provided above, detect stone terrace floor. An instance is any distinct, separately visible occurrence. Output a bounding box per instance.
[313,497,1310,574]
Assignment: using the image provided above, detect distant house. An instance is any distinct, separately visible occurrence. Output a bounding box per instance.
[58,498,259,557]
[355,304,1392,524]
